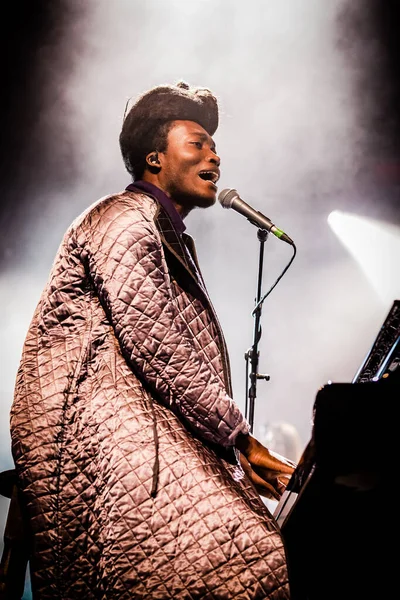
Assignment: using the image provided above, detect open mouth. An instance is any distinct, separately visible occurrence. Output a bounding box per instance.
[198,170,219,186]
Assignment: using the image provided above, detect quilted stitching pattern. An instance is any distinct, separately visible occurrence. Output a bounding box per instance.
[10,191,290,599]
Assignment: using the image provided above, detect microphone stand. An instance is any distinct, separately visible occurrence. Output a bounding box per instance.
[244,228,270,433]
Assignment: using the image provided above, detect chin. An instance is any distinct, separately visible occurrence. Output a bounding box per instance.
[175,187,217,210]
[193,182,218,208]
[195,194,216,209]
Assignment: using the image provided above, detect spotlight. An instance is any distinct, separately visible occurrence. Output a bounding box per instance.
[327,210,400,305]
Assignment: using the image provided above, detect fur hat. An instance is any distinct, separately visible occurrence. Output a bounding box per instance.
[119,81,219,177]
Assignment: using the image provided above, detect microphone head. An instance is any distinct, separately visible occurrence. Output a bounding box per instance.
[218,188,239,209]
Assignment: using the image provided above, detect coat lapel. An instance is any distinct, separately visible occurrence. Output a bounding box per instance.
[154,203,204,289]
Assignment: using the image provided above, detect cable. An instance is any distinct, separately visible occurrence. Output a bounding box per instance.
[251,243,297,316]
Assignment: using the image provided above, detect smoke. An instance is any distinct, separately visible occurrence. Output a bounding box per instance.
[2,0,397,466]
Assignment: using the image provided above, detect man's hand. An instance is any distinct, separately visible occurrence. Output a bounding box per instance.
[236,433,296,500]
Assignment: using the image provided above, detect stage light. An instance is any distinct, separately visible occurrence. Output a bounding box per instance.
[327,210,400,305]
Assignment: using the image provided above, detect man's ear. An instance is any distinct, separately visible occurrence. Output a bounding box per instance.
[145,151,161,168]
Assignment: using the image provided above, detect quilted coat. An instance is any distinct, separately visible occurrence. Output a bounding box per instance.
[10,189,291,599]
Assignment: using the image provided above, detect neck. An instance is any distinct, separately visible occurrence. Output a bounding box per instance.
[141,173,192,219]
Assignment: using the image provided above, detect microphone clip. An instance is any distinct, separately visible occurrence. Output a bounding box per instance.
[257,228,268,242]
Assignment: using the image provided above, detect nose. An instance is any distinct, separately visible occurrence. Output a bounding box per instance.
[208,149,220,167]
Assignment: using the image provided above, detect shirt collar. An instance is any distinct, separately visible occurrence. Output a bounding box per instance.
[126,180,186,235]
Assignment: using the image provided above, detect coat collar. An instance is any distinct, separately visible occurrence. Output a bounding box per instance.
[126,182,200,285]
[126,181,186,235]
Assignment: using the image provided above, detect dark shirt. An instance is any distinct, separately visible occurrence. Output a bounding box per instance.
[126,181,186,235]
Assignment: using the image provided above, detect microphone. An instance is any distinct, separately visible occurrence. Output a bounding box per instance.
[218,188,294,246]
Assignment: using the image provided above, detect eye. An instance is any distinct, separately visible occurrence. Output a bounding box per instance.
[191,141,203,149]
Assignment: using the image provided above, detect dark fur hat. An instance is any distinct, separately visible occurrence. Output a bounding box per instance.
[119,81,219,177]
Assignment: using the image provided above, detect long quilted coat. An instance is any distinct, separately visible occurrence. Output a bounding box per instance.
[10,189,291,599]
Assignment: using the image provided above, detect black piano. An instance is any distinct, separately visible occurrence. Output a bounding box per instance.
[274,300,400,600]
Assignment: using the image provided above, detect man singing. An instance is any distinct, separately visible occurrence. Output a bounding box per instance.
[11,81,294,599]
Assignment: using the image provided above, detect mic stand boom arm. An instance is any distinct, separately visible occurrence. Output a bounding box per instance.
[244,228,270,433]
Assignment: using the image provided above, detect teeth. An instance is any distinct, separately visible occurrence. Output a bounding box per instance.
[200,171,218,183]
